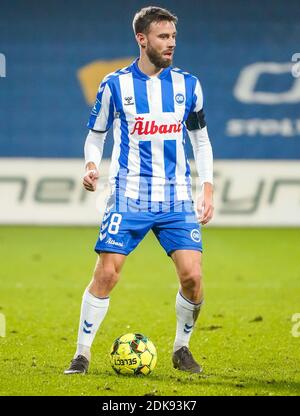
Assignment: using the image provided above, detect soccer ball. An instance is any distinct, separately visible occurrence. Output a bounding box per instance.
[109,333,157,375]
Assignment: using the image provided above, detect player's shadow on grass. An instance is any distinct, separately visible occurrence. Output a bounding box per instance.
[167,373,300,395]
[213,374,300,394]
[89,369,300,395]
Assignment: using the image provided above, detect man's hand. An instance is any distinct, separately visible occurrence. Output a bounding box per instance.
[83,162,99,192]
[196,182,214,225]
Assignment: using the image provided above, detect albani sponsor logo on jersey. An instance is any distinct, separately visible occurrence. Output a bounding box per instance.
[130,117,182,136]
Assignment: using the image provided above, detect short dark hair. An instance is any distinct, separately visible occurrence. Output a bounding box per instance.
[132,6,178,35]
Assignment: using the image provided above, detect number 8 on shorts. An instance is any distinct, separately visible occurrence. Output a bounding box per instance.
[108,213,122,235]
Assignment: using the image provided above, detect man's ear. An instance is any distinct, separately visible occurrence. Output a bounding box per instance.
[136,33,147,49]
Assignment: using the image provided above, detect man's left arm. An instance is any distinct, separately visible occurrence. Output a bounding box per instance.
[186,78,214,225]
[187,125,214,225]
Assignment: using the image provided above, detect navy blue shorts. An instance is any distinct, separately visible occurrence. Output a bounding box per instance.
[94,198,202,256]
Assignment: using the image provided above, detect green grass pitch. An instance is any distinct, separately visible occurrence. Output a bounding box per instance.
[0,226,299,396]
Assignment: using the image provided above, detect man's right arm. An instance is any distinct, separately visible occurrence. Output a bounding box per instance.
[83,79,114,192]
[83,130,107,192]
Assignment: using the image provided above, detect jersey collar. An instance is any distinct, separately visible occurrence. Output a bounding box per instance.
[131,58,171,80]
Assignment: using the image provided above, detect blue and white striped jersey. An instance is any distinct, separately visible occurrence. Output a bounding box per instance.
[87,58,205,203]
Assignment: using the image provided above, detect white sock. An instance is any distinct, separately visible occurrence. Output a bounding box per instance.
[173,291,203,353]
[74,288,110,361]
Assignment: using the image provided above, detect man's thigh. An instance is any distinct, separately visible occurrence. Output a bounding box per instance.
[170,250,202,277]
[94,201,154,256]
[152,208,203,256]
[94,252,127,275]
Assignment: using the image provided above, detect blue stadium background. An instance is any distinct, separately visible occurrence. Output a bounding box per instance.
[0,0,299,159]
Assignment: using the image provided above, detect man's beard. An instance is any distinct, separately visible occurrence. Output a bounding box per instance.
[146,44,173,69]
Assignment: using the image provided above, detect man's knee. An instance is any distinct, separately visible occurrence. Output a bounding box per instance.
[180,266,202,291]
[93,263,120,288]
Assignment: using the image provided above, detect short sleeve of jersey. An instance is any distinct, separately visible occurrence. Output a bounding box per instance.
[87,81,114,132]
[191,78,204,113]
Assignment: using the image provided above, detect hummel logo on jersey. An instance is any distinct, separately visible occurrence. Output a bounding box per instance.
[124,96,134,106]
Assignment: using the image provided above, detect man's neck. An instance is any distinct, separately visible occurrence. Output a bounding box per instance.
[137,55,164,78]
